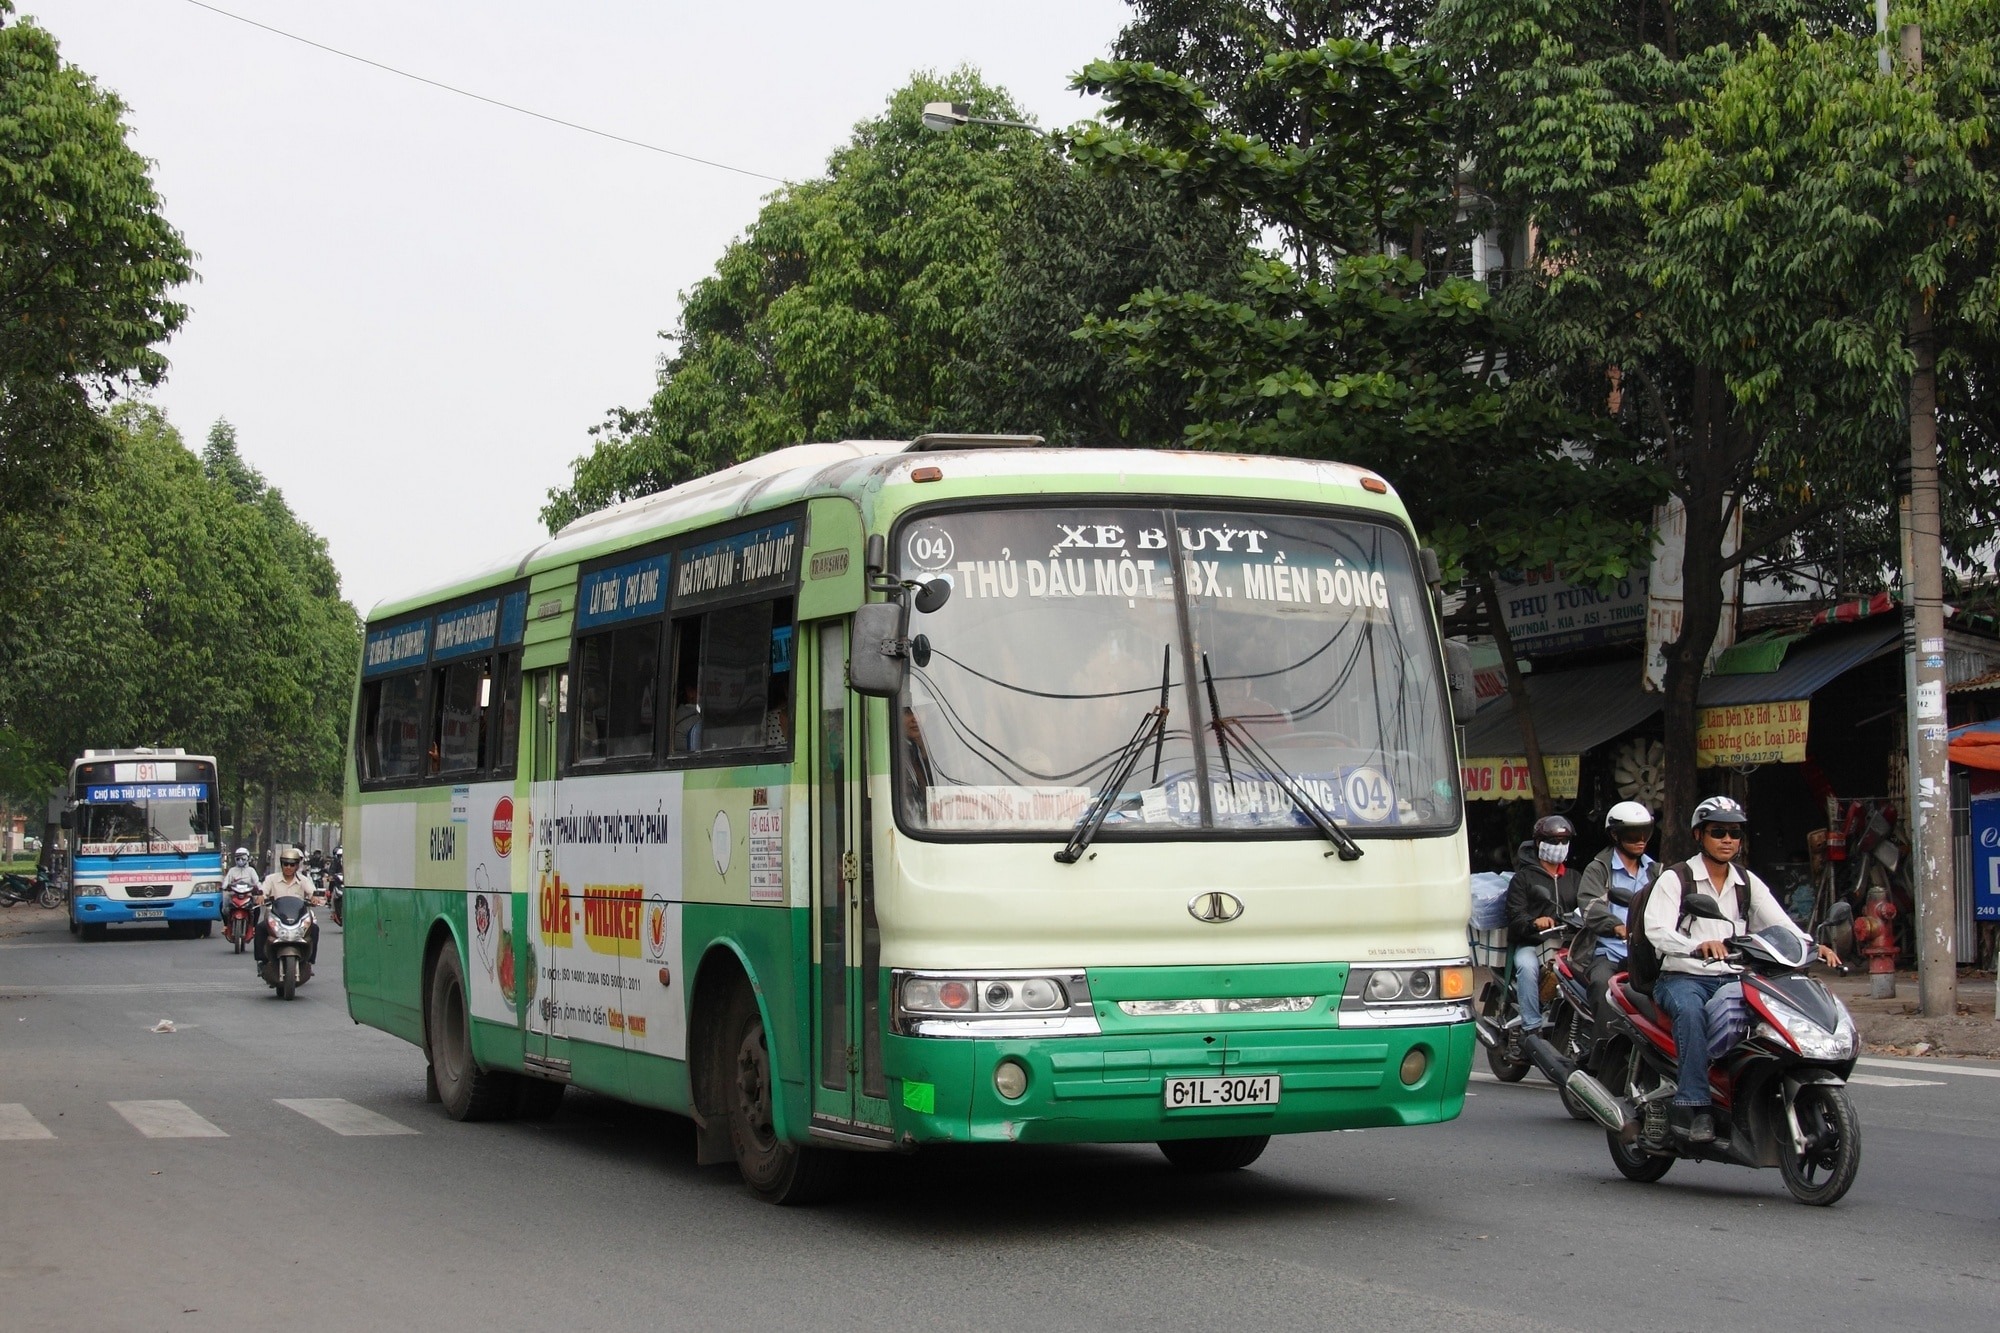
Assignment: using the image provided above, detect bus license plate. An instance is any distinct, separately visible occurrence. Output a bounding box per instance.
[132,908,165,919]
[1164,1075,1280,1110]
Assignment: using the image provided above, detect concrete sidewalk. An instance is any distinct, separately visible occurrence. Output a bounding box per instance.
[1828,969,2000,1058]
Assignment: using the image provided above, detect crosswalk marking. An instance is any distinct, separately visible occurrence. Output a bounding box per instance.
[109,1099,228,1138]
[1857,1056,2000,1080]
[276,1098,418,1136]
[0,1103,55,1140]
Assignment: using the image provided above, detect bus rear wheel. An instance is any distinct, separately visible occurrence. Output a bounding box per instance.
[1157,1135,1270,1173]
[722,985,841,1205]
[426,945,515,1122]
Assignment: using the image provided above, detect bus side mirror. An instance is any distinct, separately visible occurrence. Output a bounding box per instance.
[59,810,72,830]
[849,602,908,698]
[1443,639,1477,725]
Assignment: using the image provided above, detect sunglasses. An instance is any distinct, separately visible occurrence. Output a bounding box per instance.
[1701,826,1743,840]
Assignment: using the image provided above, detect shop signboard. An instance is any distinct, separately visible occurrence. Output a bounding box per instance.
[1696,700,1809,768]
[1461,755,1581,802]
[1495,568,1648,656]
[1973,772,2000,922]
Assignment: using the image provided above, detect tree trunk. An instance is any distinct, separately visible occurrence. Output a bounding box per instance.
[1482,579,1552,815]
[1658,378,1736,862]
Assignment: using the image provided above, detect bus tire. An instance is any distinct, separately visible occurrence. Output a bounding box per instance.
[722,983,841,1204]
[426,945,515,1122]
[1158,1135,1271,1172]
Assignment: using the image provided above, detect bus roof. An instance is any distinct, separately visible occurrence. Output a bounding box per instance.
[72,749,217,769]
[367,440,1406,622]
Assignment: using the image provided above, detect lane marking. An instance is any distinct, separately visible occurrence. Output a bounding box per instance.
[276,1098,418,1137]
[1848,1073,1946,1088]
[1857,1056,2000,1080]
[0,1103,55,1140]
[1,982,242,994]
[109,1100,228,1138]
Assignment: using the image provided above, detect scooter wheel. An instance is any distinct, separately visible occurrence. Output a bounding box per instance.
[1485,1041,1531,1083]
[1607,1129,1674,1183]
[1778,1083,1860,1206]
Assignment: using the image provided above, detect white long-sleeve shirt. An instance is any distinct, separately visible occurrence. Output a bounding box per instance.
[1643,854,1807,977]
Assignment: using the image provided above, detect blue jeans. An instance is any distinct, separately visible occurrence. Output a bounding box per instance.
[1510,946,1543,1030]
[1654,973,1729,1106]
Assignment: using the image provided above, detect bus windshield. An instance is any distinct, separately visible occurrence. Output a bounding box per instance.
[72,763,219,857]
[894,505,1459,837]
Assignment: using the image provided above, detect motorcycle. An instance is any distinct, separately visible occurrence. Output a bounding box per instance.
[1568,894,1862,1206]
[325,868,344,927]
[0,867,63,909]
[258,895,316,1000]
[1473,917,1574,1084]
[222,881,258,954]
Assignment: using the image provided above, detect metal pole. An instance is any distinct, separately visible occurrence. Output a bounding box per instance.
[1898,23,1957,1018]
[1875,0,1893,74]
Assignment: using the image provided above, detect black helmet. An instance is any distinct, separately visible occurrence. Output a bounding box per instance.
[1691,795,1748,830]
[1532,814,1574,841]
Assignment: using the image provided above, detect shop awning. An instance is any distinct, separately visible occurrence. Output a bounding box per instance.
[1949,718,2000,772]
[1462,660,1662,759]
[1697,621,1900,707]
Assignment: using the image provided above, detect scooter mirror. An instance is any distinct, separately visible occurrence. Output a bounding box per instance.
[1682,892,1729,921]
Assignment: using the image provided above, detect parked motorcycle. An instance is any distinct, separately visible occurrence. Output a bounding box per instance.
[222,882,258,954]
[0,867,63,909]
[1571,894,1862,1206]
[258,895,316,1000]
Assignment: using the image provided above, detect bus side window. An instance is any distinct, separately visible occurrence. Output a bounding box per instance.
[573,623,663,764]
[434,661,486,775]
[670,596,794,759]
[367,671,430,783]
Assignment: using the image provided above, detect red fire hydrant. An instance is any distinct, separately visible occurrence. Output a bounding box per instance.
[1855,888,1898,999]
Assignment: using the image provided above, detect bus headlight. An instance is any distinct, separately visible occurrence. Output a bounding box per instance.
[893,970,1096,1036]
[195,880,222,895]
[1341,963,1474,1028]
[75,882,106,898]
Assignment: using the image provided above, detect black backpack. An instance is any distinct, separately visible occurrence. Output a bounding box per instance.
[1626,857,1748,989]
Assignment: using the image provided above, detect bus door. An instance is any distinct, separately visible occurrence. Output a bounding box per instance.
[523,665,567,1081]
[808,620,891,1136]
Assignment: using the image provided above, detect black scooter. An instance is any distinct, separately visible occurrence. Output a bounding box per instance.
[1564,895,1862,1206]
[258,895,317,1001]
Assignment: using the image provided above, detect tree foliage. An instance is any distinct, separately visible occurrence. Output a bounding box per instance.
[0,408,359,811]
[0,4,194,518]
[1071,22,1664,593]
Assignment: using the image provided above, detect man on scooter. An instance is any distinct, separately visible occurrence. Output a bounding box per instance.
[1505,814,1577,1034]
[1644,796,1838,1143]
[254,847,320,970]
[222,847,259,893]
[1576,802,1656,1018]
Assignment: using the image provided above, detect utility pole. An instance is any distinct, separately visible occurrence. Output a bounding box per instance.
[1895,23,1957,1018]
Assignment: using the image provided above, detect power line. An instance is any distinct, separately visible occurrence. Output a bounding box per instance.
[180,0,789,185]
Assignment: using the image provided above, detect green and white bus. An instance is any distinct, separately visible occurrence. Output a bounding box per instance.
[343,437,1477,1201]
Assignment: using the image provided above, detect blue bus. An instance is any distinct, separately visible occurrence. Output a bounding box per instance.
[66,749,224,939]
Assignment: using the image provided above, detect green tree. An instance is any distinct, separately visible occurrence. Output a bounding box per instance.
[1426,0,1946,845]
[1072,19,1664,806]
[543,72,1044,529]
[0,4,193,521]
[0,408,358,832]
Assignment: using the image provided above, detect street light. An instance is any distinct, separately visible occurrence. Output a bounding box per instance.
[920,101,1042,134]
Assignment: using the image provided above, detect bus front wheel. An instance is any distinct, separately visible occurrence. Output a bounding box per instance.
[722,984,841,1205]
[1158,1135,1271,1173]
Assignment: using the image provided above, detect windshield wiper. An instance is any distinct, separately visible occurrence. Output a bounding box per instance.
[150,825,189,858]
[1201,655,1363,862]
[1056,648,1172,865]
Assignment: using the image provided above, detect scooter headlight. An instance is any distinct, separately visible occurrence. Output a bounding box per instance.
[1760,995,1856,1061]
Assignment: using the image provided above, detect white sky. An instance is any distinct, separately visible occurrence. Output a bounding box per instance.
[27,0,1131,614]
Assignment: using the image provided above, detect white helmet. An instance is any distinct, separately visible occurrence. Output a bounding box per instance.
[233,847,250,862]
[1604,801,1654,835]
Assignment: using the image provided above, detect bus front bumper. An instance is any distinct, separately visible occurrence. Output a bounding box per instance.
[73,895,221,924]
[884,1020,1474,1146]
